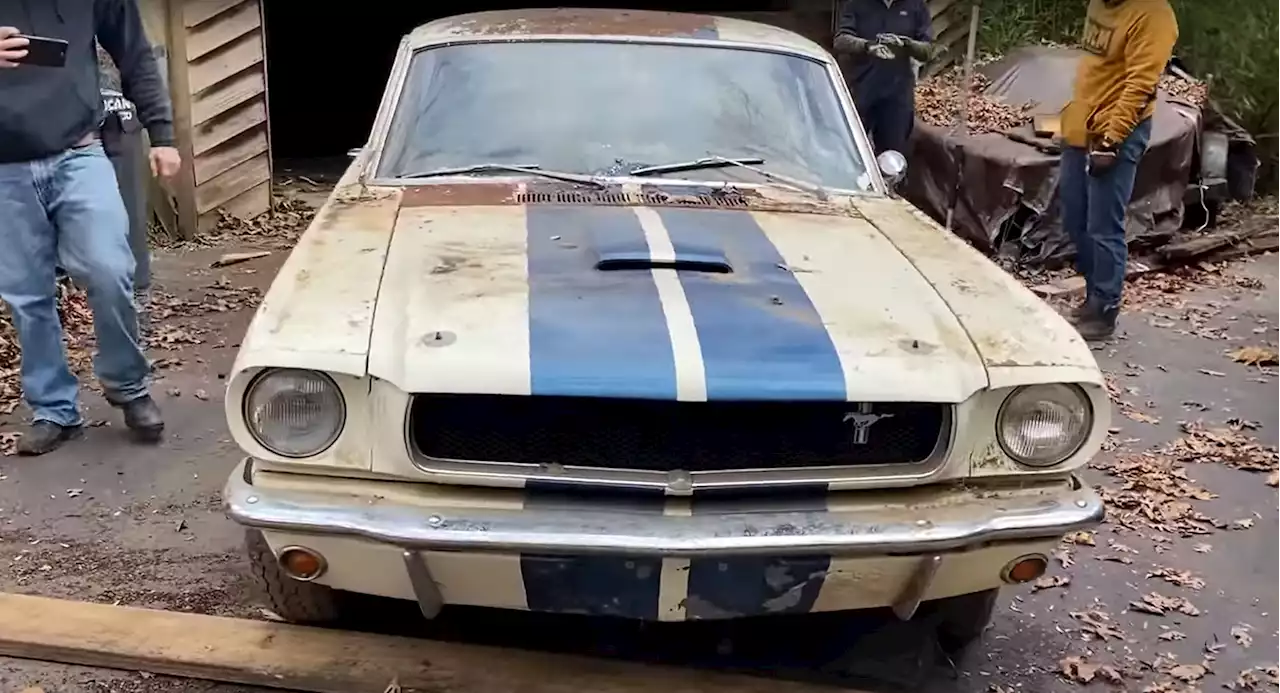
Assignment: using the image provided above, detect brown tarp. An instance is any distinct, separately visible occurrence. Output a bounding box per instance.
[902,46,1199,267]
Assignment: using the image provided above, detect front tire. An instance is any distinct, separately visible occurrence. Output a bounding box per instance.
[244,529,345,625]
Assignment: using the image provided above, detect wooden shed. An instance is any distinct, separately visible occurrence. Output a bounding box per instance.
[138,0,970,238]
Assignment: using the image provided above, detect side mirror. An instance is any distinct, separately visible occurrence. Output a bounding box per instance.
[877,150,908,188]
[347,147,363,159]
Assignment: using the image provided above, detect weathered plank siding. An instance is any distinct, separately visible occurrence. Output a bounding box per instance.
[170,0,272,235]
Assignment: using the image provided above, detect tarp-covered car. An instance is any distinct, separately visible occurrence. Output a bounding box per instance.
[222,9,1106,649]
[904,45,1251,266]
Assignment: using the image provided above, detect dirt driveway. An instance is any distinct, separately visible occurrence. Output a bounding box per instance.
[0,216,1275,693]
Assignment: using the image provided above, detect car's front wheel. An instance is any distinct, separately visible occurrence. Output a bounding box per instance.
[244,529,347,625]
[932,588,999,653]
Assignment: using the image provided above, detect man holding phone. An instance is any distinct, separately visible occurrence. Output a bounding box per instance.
[0,0,181,456]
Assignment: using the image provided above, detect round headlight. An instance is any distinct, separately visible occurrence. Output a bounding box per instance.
[996,384,1092,467]
[244,369,345,458]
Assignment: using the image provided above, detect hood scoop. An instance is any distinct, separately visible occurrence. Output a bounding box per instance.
[595,250,732,274]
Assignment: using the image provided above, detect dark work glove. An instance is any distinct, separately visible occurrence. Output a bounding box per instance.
[833,32,869,55]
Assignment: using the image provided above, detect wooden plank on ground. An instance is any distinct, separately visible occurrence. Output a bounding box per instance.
[1030,261,1155,298]
[0,593,854,693]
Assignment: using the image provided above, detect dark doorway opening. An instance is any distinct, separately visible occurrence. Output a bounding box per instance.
[262,2,795,163]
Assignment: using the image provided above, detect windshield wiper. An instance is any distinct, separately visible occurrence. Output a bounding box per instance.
[628,156,765,177]
[395,163,604,187]
[630,155,828,201]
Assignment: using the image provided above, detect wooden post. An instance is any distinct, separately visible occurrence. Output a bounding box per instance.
[164,0,200,239]
[944,1,981,235]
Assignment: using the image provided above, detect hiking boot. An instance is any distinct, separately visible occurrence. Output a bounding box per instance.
[1075,306,1118,341]
[120,395,165,443]
[16,421,84,456]
[1067,298,1093,324]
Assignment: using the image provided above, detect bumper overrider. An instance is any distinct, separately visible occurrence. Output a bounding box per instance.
[224,459,1105,622]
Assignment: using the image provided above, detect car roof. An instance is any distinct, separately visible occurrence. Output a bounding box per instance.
[405,8,831,60]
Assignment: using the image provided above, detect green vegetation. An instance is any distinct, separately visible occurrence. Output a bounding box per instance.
[975,0,1278,186]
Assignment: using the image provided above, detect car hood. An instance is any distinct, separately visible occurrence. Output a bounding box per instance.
[365,193,990,403]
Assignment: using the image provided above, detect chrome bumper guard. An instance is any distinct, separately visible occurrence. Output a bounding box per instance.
[224,460,1105,559]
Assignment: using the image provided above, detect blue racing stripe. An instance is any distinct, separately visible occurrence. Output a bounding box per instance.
[526,205,676,399]
[521,554,662,619]
[656,208,847,401]
[686,555,829,619]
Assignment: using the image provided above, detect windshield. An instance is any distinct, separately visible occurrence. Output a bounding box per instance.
[377,40,869,190]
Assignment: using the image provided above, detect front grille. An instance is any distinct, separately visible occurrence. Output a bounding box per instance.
[409,395,947,473]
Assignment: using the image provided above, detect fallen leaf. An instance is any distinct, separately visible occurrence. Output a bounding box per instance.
[194,389,209,401]
[1060,656,1101,684]
[1193,543,1213,553]
[1148,566,1206,590]
[1230,624,1252,648]
[1228,345,1279,367]
[1066,530,1097,546]
[1125,409,1162,425]
[1131,592,1200,617]
[1169,663,1206,682]
[1033,575,1071,592]
[1158,630,1187,641]
[1198,368,1226,377]
[1232,518,1255,530]
[1070,610,1126,641]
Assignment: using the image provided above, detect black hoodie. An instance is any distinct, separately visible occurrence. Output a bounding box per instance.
[0,0,174,163]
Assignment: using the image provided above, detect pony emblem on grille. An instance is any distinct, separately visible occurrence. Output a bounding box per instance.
[843,403,895,445]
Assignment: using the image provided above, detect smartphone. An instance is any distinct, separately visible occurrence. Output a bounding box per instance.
[14,34,69,68]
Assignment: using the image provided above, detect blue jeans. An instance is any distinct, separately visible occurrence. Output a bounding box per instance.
[0,142,150,427]
[1060,118,1153,315]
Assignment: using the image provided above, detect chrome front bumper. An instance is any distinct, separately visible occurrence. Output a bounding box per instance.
[224,460,1104,558]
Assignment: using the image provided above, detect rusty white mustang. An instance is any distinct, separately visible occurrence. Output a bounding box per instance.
[222,8,1106,651]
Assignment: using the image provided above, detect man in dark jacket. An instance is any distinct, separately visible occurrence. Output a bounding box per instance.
[0,0,181,455]
[832,0,936,156]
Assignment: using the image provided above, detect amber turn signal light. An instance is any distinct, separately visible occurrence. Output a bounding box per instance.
[1001,554,1048,584]
[277,546,327,582]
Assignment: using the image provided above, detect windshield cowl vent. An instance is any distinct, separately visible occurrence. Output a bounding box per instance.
[515,190,750,209]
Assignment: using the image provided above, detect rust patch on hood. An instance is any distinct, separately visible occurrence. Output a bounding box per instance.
[401,183,519,207]
[446,9,718,38]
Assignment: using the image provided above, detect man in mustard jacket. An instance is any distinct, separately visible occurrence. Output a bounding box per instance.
[1060,0,1178,340]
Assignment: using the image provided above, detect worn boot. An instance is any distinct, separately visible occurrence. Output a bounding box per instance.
[1075,305,1118,341]
[1067,299,1092,324]
[16,420,85,456]
[120,395,165,443]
